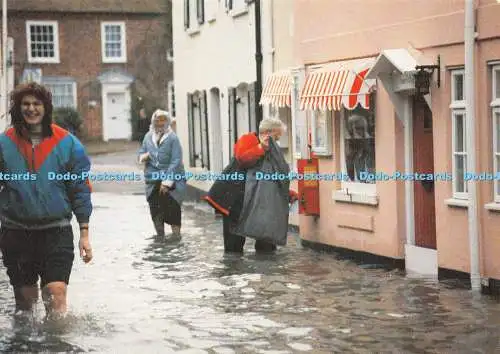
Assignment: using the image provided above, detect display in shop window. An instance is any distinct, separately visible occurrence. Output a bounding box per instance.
[343,106,376,183]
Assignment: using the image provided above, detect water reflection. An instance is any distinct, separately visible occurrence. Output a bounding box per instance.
[1,194,500,353]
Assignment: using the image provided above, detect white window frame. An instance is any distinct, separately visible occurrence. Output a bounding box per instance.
[492,65,500,107]
[450,69,467,199]
[310,109,332,156]
[43,79,77,109]
[205,0,218,22]
[492,65,500,202]
[186,0,200,34]
[101,22,127,63]
[229,0,248,17]
[290,70,304,160]
[493,107,500,203]
[339,108,377,196]
[26,20,60,64]
[451,109,467,199]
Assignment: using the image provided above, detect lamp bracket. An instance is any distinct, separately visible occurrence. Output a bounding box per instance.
[415,55,441,88]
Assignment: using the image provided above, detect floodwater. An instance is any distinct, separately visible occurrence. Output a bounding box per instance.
[1,193,500,353]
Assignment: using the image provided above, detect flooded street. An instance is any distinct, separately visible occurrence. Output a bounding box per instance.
[1,150,500,353]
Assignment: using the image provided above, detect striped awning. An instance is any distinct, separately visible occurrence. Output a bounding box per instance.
[259,70,292,108]
[299,57,376,111]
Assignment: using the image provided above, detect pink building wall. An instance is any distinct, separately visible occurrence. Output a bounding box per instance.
[294,0,500,279]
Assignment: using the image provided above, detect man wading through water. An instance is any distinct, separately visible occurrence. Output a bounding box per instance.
[138,109,186,240]
[0,82,93,319]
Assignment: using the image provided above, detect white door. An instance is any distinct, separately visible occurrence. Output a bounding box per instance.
[106,92,130,140]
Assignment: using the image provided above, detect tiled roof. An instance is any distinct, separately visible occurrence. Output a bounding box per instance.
[9,0,169,13]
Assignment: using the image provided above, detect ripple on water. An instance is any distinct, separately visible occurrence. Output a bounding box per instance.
[2,193,500,353]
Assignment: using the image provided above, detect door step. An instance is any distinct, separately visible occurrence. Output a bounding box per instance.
[405,244,438,278]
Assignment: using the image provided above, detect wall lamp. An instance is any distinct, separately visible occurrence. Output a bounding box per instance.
[414,55,441,96]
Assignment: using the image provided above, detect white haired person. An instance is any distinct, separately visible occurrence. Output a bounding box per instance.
[204,118,299,253]
[138,109,186,240]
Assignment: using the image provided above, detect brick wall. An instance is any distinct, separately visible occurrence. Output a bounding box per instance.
[6,10,172,139]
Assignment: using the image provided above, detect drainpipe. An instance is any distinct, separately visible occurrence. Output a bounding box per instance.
[253,0,263,127]
[465,0,481,291]
[2,0,7,130]
[264,0,274,120]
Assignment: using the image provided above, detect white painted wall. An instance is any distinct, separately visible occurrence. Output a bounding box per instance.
[172,0,257,170]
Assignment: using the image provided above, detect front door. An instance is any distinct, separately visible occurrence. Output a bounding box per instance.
[412,96,437,249]
[106,92,130,140]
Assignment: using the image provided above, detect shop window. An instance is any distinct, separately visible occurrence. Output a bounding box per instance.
[311,110,332,156]
[339,97,376,195]
[291,71,307,160]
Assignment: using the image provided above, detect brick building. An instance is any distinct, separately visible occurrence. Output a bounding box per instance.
[7,0,172,141]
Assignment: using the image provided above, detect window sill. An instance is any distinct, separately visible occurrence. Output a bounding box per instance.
[444,198,468,208]
[449,101,466,110]
[485,202,500,212]
[102,58,127,64]
[230,7,248,18]
[311,150,332,158]
[28,59,60,64]
[186,27,200,36]
[332,190,379,206]
[490,99,500,107]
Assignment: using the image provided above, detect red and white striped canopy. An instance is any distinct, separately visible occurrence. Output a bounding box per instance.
[299,57,376,111]
[259,70,292,108]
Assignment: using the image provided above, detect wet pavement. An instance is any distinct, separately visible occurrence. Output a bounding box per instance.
[1,149,500,353]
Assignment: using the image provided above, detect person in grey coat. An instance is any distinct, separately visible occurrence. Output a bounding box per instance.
[138,109,186,239]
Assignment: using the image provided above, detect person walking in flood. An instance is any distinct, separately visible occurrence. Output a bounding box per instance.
[0,82,93,319]
[138,109,186,240]
[204,118,298,253]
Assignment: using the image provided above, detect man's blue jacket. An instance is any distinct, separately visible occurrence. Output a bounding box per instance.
[0,124,92,229]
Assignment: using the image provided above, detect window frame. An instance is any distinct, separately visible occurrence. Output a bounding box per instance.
[310,109,332,156]
[205,0,218,22]
[339,107,377,196]
[228,0,248,17]
[451,109,467,199]
[492,65,500,202]
[26,20,60,64]
[493,107,500,202]
[291,70,302,160]
[101,21,127,63]
[492,65,500,106]
[185,0,201,33]
[196,0,205,25]
[43,78,77,109]
[450,68,467,199]
[450,69,465,109]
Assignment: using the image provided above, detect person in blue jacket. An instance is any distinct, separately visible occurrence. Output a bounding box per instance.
[138,109,186,240]
[0,82,93,319]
